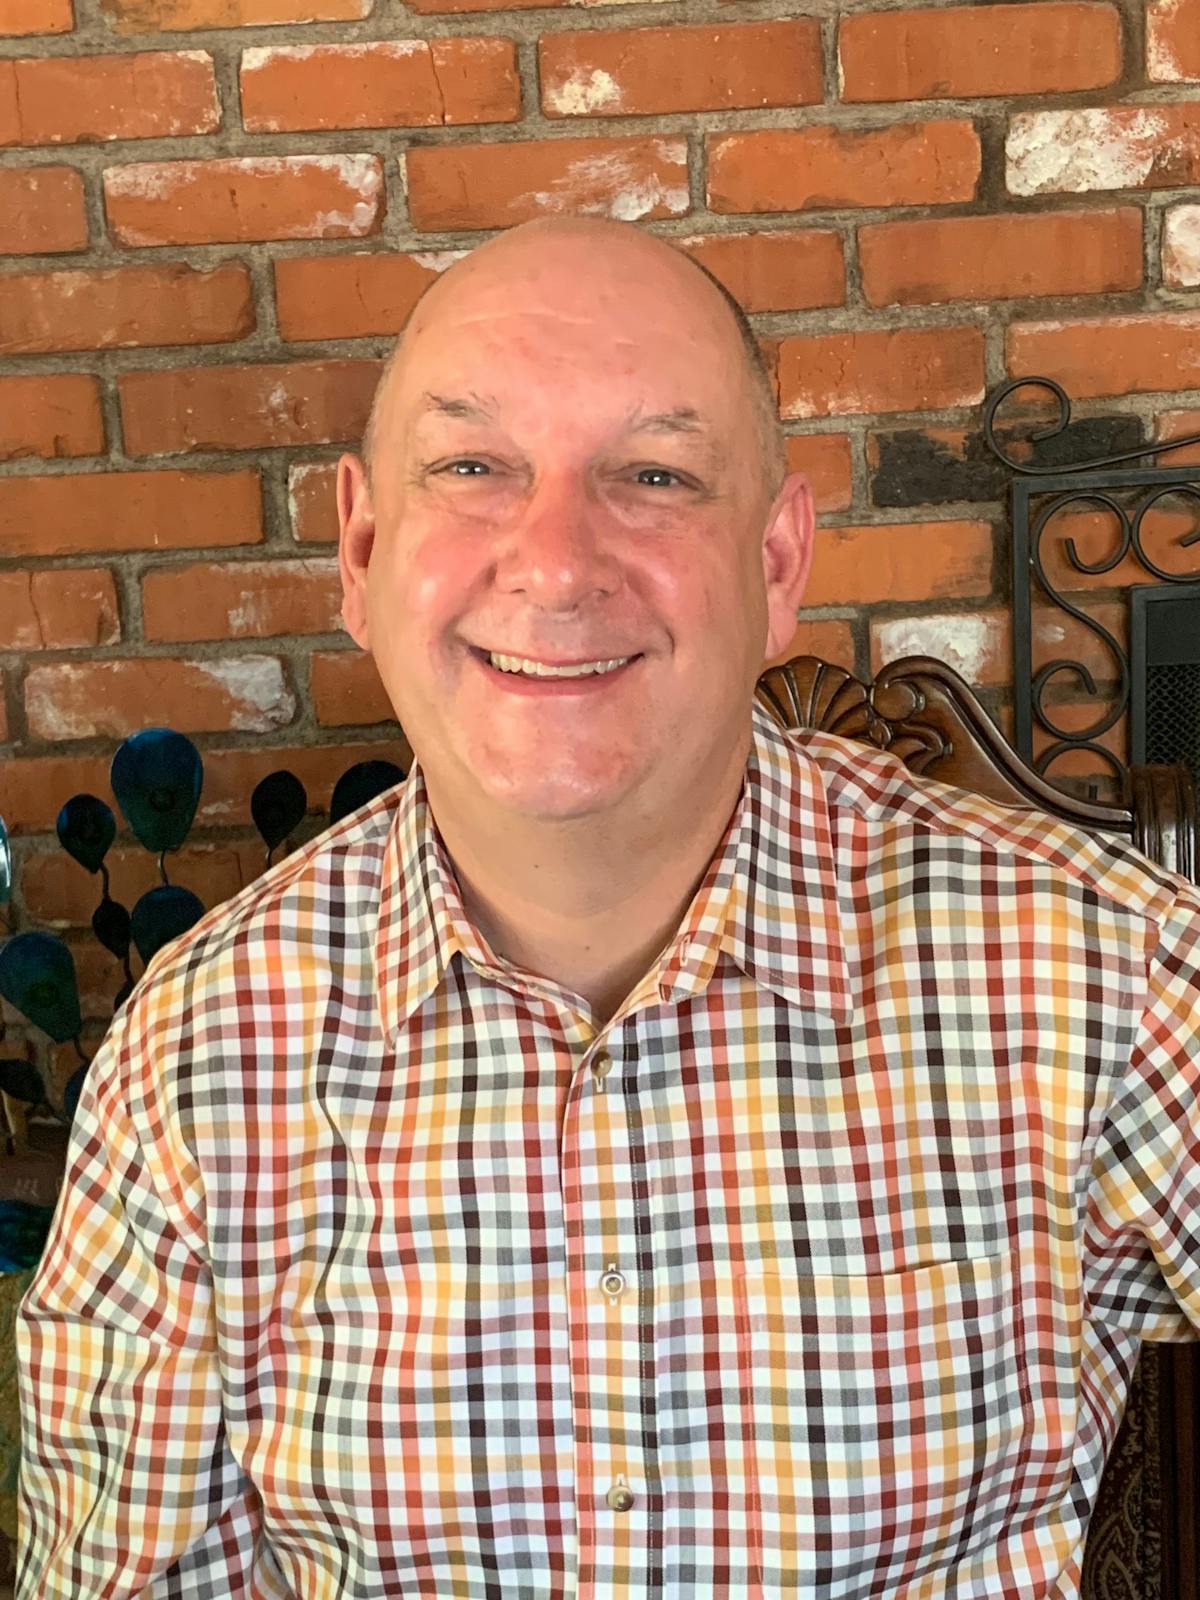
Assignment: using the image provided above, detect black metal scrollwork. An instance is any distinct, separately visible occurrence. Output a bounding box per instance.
[985,378,1200,790]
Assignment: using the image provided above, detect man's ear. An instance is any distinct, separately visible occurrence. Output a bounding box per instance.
[337,452,376,651]
[761,471,816,662]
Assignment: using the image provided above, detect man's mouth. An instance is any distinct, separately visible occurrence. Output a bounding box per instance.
[478,650,640,680]
[488,651,636,679]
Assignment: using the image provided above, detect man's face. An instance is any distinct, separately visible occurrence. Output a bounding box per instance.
[338,230,812,827]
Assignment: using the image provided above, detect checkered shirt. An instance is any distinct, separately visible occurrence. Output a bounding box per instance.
[15,703,1200,1599]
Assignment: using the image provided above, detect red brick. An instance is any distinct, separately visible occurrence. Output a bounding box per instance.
[707,121,980,213]
[540,21,821,118]
[0,374,104,461]
[676,230,844,314]
[870,607,1011,685]
[784,435,853,513]
[241,39,519,132]
[104,155,383,246]
[25,657,296,741]
[779,327,985,419]
[0,738,405,832]
[1148,0,1200,81]
[804,521,993,606]
[1007,312,1200,399]
[0,166,87,253]
[311,651,395,726]
[119,360,381,455]
[0,264,253,354]
[142,558,343,642]
[0,470,262,556]
[860,209,1142,306]
[1007,104,1200,196]
[0,52,218,146]
[274,250,459,341]
[21,840,267,930]
[764,618,857,673]
[1,0,73,34]
[101,0,369,27]
[405,136,689,231]
[0,570,119,650]
[289,461,340,543]
[0,673,7,743]
[838,3,1122,102]
[1158,410,1200,466]
[404,0,564,11]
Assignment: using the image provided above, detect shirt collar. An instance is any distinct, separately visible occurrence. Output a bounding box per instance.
[375,700,852,1039]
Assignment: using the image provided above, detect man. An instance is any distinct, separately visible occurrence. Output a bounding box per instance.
[14,217,1200,1599]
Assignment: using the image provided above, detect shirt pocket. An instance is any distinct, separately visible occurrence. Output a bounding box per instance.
[733,1252,1027,1594]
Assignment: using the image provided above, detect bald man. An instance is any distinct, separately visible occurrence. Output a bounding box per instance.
[16,219,1200,1600]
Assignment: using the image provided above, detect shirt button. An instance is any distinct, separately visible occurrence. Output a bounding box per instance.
[599,1265,625,1300]
[606,1479,634,1512]
[591,1052,612,1085]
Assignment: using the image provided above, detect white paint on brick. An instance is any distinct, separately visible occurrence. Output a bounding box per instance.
[409,249,469,271]
[875,612,1004,685]
[192,658,296,730]
[106,154,382,203]
[1006,108,1169,195]
[1147,0,1193,81]
[241,40,423,73]
[287,461,333,533]
[104,162,182,203]
[1164,204,1200,285]
[545,68,623,116]
[531,140,688,221]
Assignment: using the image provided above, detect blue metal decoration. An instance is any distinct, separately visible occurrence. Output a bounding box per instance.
[0,933,82,1046]
[130,885,205,967]
[110,729,203,857]
[251,770,308,862]
[0,1200,57,1272]
[55,795,116,877]
[329,760,406,826]
[63,1064,87,1124]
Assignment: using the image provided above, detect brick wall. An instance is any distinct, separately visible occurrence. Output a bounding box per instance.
[2,0,1200,1030]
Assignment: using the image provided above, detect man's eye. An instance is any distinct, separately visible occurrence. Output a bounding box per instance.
[635,467,682,488]
[443,459,491,477]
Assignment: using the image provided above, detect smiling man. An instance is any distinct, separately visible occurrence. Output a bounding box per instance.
[15,218,1200,1600]
[335,219,810,1023]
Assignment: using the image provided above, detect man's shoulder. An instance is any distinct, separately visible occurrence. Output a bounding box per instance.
[779,723,1190,923]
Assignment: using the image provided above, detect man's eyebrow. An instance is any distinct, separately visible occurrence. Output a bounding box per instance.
[625,406,711,436]
[416,392,497,423]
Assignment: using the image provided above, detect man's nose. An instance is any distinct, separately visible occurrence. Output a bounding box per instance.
[494,477,620,610]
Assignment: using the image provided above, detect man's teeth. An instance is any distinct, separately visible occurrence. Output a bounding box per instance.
[487,652,633,678]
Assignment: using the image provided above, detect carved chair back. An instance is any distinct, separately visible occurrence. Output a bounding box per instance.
[754,653,1199,1600]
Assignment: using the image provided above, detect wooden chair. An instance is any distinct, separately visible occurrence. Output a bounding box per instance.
[755,652,1199,1600]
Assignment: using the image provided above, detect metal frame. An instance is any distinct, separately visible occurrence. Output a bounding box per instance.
[985,378,1200,784]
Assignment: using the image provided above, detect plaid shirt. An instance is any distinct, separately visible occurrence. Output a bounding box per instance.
[15,704,1200,1600]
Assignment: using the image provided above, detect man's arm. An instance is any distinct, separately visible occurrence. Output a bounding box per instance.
[1085,886,1200,1337]
[14,1004,280,1598]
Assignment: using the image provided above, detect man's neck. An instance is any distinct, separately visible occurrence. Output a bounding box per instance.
[424,751,749,1028]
